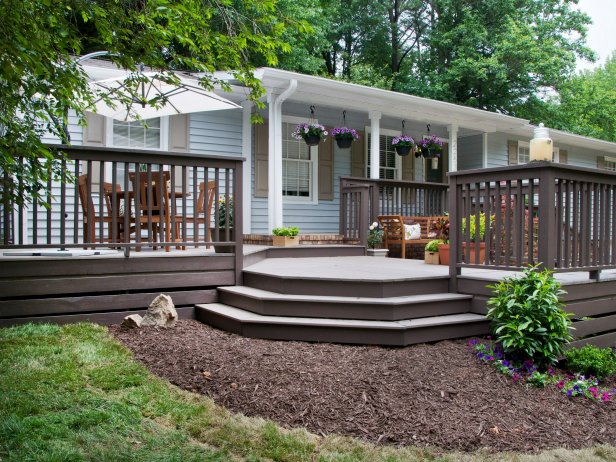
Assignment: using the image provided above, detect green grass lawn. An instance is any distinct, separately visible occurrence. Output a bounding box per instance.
[0,323,614,462]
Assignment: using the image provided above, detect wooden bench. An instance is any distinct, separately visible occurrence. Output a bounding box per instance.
[377,215,447,259]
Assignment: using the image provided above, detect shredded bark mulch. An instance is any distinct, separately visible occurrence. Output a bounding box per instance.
[111,320,616,452]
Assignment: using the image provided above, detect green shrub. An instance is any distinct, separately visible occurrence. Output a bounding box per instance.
[565,345,616,380]
[486,266,573,367]
[272,226,299,237]
[425,239,444,252]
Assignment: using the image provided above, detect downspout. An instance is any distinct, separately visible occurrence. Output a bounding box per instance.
[267,79,297,231]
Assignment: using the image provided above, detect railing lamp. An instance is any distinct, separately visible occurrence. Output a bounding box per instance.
[529,123,552,162]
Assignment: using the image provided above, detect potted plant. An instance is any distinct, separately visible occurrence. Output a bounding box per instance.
[391,135,415,156]
[292,123,328,146]
[366,221,388,256]
[214,195,234,253]
[424,239,443,264]
[272,226,300,247]
[331,127,360,149]
[461,212,491,264]
[430,216,450,265]
[417,135,444,159]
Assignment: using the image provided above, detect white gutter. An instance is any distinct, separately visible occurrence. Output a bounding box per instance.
[267,79,297,230]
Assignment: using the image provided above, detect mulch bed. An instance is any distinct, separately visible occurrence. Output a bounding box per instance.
[111,320,616,452]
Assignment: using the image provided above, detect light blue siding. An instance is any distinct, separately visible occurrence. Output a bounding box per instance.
[458,134,483,170]
[560,144,602,169]
[41,112,83,145]
[190,110,242,156]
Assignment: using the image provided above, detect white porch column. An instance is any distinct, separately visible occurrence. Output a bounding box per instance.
[267,92,280,231]
[369,111,381,179]
[267,80,297,231]
[241,101,252,234]
[447,124,458,172]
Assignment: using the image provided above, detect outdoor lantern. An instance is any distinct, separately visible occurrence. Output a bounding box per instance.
[529,123,553,162]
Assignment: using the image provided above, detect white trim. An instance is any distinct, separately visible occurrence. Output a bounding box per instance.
[552,147,560,163]
[518,140,530,164]
[368,111,381,179]
[241,101,252,233]
[281,117,319,205]
[105,116,169,151]
[482,133,488,168]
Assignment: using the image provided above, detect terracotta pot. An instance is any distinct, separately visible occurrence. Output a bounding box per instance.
[395,145,412,156]
[336,137,353,149]
[437,243,450,265]
[462,242,486,264]
[304,134,321,146]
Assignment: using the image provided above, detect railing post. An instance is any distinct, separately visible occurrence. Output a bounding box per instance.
[448,174,460,292]
[537,167,556,271]
[359,186,370,248]
[233,160,244,286]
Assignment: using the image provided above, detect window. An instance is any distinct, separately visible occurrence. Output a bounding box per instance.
[367,132,400,179]
[282,122,316,201]
[518,141,530,164]
[604,156,616,172]
[112,118,163,149]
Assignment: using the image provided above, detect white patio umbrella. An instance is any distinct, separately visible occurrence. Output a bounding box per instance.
[87,71,240,121]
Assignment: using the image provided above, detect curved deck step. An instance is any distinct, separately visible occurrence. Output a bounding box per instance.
[218,286,472,321]
[196,303,489,346]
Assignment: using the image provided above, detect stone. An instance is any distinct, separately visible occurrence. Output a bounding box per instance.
[122,314,143,328]
[140,293,178,327]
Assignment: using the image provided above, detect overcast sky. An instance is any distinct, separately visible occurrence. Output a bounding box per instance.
[576,0,616,71]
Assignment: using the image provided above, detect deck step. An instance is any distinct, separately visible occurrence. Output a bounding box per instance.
[195,303,489,346]
[242,271,450,298]
[218,286,472,321]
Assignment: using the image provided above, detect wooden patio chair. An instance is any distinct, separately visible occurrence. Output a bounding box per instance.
[78,174,135,248]
[177,180,217,248]
[130,171,175,252]
[378,215,408,259]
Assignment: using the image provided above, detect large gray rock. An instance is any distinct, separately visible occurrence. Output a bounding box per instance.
[141,294,178,327]
[121,314,143,328]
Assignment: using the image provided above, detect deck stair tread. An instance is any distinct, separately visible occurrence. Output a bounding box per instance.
[197,303,486,330]
[218,286,472,305]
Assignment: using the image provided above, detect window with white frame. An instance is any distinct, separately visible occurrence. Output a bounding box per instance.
[112,118,163,149]
[518,141,530,164]
[282,122,316,201]
[367,131,400,179]
[604,156,616,172]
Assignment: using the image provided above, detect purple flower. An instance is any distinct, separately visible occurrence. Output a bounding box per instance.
[601,392,610,402]
[391,135,415,147]
[331,127,359,140]
[567,389,573,397]
[502,360,510,367]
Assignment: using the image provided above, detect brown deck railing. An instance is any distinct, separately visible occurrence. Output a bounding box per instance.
[449,161,616,286]
[339,176,448,244]
[1,145,243,279]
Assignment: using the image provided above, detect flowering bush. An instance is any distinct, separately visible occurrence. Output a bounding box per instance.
[367,221,384,249]
[391,135,415,147]
[469,339,615,402]
[461,212,494,241]
[418,135,444,155]
[292,123,328,143]
[331,127,360,140]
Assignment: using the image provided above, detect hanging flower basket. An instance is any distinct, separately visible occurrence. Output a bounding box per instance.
[418,135,444,159]
[391,135,415,157]
[292,123,328,146]
[331,127,360,149]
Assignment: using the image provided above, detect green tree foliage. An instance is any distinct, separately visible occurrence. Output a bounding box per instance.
[522,54,616,142]
[0,0,292,208]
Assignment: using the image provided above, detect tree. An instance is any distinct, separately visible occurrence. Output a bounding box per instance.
[0,0,292,208]
[405,0,595,113]
[525,54,616,142]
